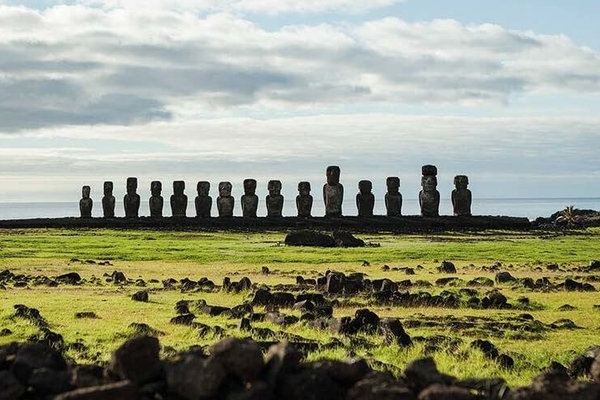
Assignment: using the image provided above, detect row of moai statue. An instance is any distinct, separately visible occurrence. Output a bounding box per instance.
[79,165,472,218]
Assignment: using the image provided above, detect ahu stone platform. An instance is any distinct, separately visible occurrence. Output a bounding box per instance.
[0,215,531,233]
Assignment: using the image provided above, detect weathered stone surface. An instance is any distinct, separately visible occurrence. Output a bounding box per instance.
[149,181,163,218]
[79,186,93,218]
[385,177,402,217]
[495,271,516,283]
[108,336,161,384]
[53,380,136,400]
[102,181,116,218]
[29,368,72,394]
[285,230,336,247]
[379,318,413,347]
[131,290,148,302]
[251,288,273,305]
[356,180,374,217]
[0,370,26,400]
[123,177,140,218]
[11,342,67,383]
[296,181,313,217]
[170,180,187,217]
[217,181,234,217]
[347,371,416,400]
[195,181,212,218]
[333,231,365,247]
[278,368,346,400]
[209,337,264,382]
[404,357,455,392]
[241,179,259,218]
[323,165,343,217]
[438,261,456,274]
[266,180,284,217]
[71,365,104,388]
[419,165,440,217]
[165,354,226,400]
[56,272,82,285]
[418,384,477,400]
[451,175,472,217]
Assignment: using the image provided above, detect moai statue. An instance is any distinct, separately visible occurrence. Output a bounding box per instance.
[266,180,284,217]
[385,177,402,217]
[419,165,440,217]
[356,180,375,217]
[79,185,93,218]
[296,181,313,218]
[149,181,163,218]
[241,179,259,218]
[102,181,115,218]
[123,177,141,218]
[195,181,212,218]
[323,165,343,217]
[170,181,187,217]
[217,181,234,217]
[452,175,472,217]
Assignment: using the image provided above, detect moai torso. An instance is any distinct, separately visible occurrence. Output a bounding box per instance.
[385,177,402,217]
[452,175,472,217]
[323,166,343,217]
[102,181,115,218]
[149,181,164,218]
[170,180,187,217]
[124,177,141,218]
[241,179,259,217]
[266,180,284,217]
[195,181,212,218]
[419,165,440,217]
[217,181,234,217]
[79,186,93,218]
[296,181,313,217]
[356,180,374,217]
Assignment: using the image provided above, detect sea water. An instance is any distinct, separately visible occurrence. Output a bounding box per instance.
[1,198,599,221]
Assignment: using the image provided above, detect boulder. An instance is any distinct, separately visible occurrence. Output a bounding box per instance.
[284,230,336,247]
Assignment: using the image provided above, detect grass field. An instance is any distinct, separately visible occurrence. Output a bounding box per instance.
[1,228,600,387]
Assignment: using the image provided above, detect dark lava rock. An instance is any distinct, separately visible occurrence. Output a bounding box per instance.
[272,292,296,307]
[71,364,104,388]
[346,371,415,400]
[589,260,600,271]
[0,370,26,400]
[558,304,576,311]
[379,318,412,347]
[11,342,67,382]
[74,312,98,319]
[470,339,499,359]
[419,383,477,400]
[487,290,508,308]
[252,288,273,306]
[209,337,264,382]
[131,290,149,302]
[111,271,127,284]
[0,328,12,336]
[53,380,136,400]
[497,354,515,369]
[285,230,336,247]
[354,308,380,333]
[568,355,595,379]
[56,272,82,285]
[404,357,455,392]
[264,341,303,386]
[107,336,161,385]
[438,261,456,274]
[29,367,72,394]
[326,272,345,294]
[277,368,346,400]
[332,231,365,248]
[170,314,196,326]
[495,271,516,283]
[165,353,226,400]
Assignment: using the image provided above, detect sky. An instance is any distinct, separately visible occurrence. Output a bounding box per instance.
[1,0,600,205]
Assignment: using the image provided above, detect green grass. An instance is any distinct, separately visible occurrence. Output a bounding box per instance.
[1,228,600,387]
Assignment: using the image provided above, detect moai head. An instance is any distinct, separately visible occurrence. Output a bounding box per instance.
[173,181,185,195]
[151,181,162,196]
[82,185,91,199]
[268,180,282,196]
[358,180,372,194]
[422,165,438,176]
[386,177,400,194]
[243,179,257,195]
[454,175,469,189]
[326,165,341,185]
[197,181,210,196]
[421,165,438,191]
[219,181,232,197]
[298,181,311,196]
[103,181,113,196]
[126,177,138,195]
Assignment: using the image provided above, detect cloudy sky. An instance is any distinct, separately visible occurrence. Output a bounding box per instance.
[1,0,599,209]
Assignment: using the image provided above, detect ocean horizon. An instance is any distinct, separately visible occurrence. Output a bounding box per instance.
[1,197,599,221]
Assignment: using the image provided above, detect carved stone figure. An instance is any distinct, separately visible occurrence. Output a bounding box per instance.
[79,185,93,218]
[195,181,212,218]
[124,177,141,218]
[149,181,164,218]
[217,181,234,217]
[385,177,402,217]
[356,180,374,217]
[419,165,440,217]
[266,180,284,217]
[241,179,259,218]
[452,175,472,217]
[102,181,115,218]
[296,181,313,218]
[170,181,187,217]
[323,166,343,217]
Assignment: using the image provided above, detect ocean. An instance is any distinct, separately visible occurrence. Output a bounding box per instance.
[1,198,599,221]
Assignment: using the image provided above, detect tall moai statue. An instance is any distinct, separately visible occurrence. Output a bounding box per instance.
[323,165,343,217]
[419,165,440,217]
[195,181,212,218]
[356,180,374,217]
[217,181,234,217]
[385,177,402,217]
[452,175,472,217]
[296,181,313,218]
[266,180,284,217]
[170,181,188,217]
[102,181,115,218]
[79,185,93,218]
[149,181,164,218]
[241,179,259,218]
[124,177,141,218]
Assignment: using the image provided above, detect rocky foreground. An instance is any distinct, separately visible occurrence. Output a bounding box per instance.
[2,335,600,400]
